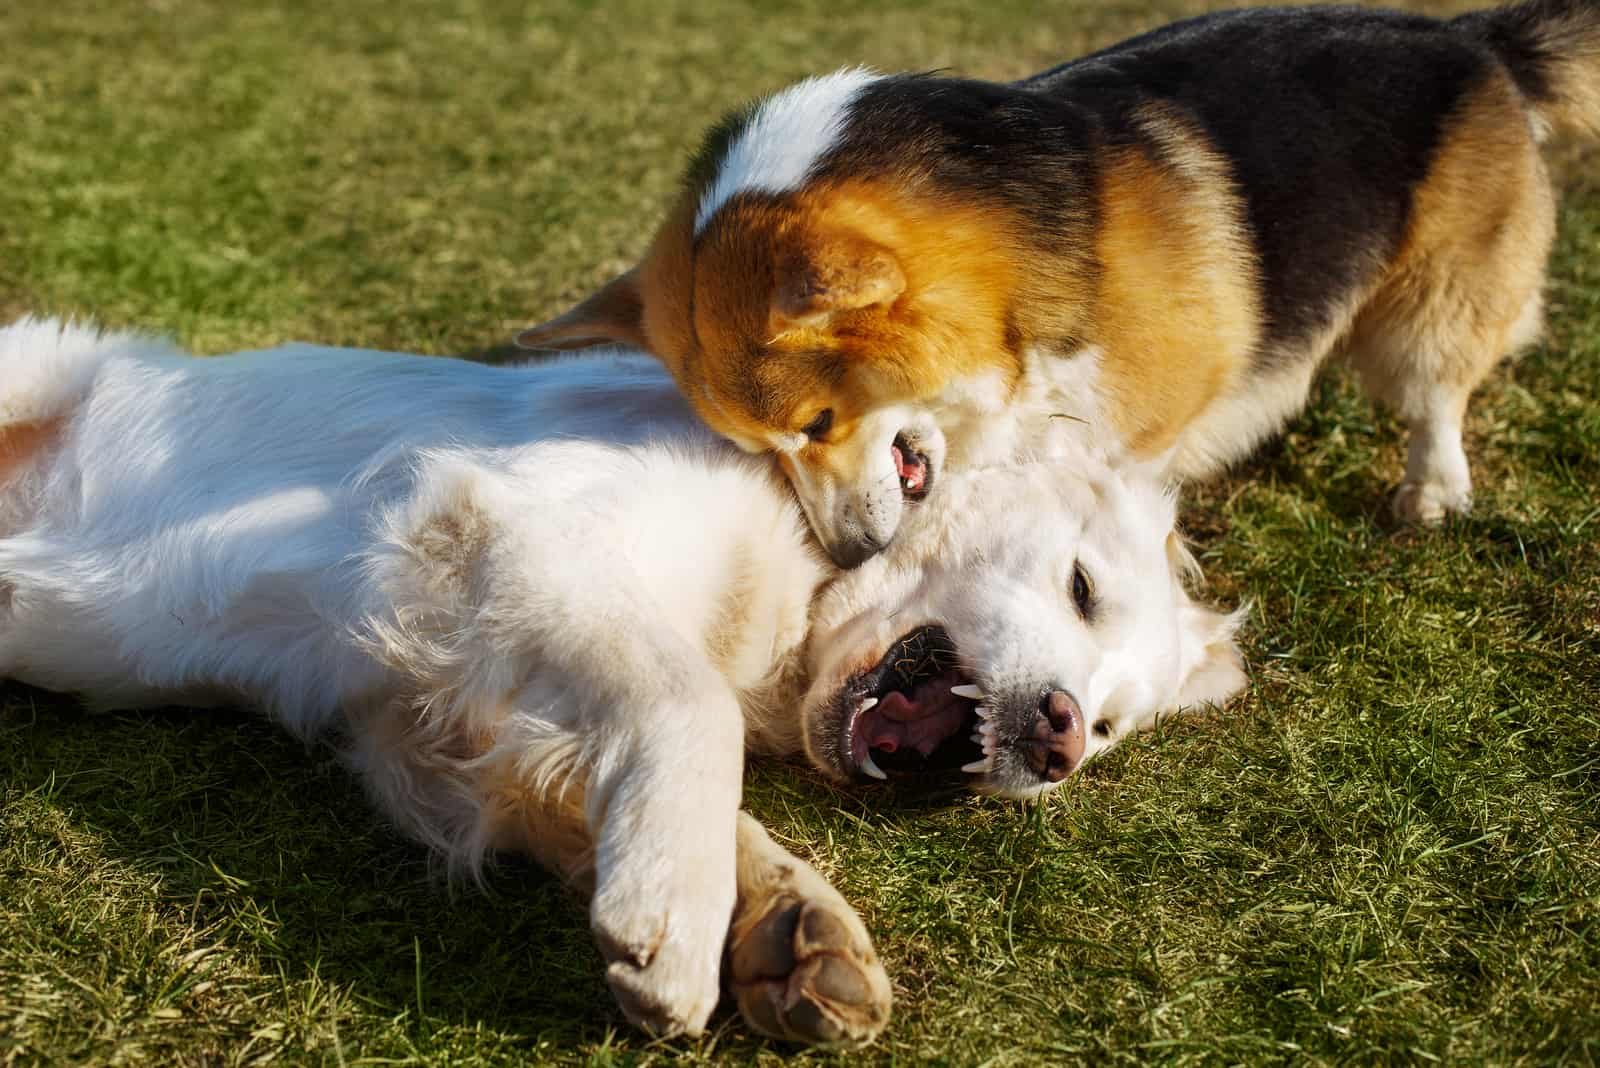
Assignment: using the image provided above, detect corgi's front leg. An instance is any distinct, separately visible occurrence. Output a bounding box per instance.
[586,683,744,1037]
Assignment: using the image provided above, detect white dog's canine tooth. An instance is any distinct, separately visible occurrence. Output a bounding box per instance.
[860,753,888,780]
[859,696,878,711]
[950,683,985,700]
[961,758,990,774]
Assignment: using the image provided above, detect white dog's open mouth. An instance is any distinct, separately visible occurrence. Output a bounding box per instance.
[816,623,1094,793]
[831,625,985,781]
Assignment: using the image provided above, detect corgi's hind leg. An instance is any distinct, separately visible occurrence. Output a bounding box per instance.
[1344,74,1556,524]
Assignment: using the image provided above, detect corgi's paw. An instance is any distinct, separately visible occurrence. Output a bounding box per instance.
[1392,478,1471,525]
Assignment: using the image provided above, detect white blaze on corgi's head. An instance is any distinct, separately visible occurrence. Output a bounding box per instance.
[692,68,880,233]
[517,71,1060,569]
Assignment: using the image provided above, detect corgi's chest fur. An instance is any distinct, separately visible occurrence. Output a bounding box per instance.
[928,345,1157,474]
[932,338,1324,480]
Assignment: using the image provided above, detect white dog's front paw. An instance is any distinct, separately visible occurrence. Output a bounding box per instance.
[1391,479,1471,525]
[726,860,892,1046]
[591,869,733,1037]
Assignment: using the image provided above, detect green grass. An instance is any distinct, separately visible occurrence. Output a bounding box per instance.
[2,0,1597,1064]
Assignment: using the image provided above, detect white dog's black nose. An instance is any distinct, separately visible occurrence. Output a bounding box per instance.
[1022,690,1085,782]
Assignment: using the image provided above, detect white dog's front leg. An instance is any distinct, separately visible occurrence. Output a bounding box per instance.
[586,686,744,1037]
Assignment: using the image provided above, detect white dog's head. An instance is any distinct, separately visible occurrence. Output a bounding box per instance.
[799,460,1247,799]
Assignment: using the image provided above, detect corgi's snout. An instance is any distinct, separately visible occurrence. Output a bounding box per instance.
[818,501,897,569]
[815,461,921,567]
[802,451,906,569]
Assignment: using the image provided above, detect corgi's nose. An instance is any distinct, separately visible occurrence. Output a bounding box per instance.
[825,529,888,569]
[822,498,898,568]
[1022,690,1085,782]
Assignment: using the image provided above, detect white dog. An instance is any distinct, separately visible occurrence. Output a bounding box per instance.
[0,317,1246,1044]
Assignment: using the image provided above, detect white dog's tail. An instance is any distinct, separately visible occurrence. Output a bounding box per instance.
[0,317,182,483]
[1,316,185,544]
[1,317,118,433]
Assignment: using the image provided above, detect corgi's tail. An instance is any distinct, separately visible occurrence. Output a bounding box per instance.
[1458,0,1600,141]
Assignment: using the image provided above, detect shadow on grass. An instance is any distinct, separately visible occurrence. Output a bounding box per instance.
[1,684,974,1054]
[455,340,536,365]
[1,691,629,1045]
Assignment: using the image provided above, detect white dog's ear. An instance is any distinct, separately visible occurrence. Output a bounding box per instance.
[1176,600,1248,711]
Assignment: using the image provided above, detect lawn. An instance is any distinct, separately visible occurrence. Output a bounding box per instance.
[2,0,1597,1064]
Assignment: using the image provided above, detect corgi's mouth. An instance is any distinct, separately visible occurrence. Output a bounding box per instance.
[832,625,985,782]
[891,433,931,498]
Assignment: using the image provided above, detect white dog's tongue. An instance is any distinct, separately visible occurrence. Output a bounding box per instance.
[865,670,969,756]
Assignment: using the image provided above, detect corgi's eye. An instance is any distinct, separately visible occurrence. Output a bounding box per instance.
[1072,561,1095,620]
[802,408,834,442]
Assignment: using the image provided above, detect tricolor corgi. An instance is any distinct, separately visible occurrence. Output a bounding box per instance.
[516,0,1600,566]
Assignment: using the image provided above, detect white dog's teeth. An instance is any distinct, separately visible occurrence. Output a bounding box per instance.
[961,758,990,774]
[860,753,888,780]
[970,730,984,745]
[950,684,985,700]
[859,697,879,711]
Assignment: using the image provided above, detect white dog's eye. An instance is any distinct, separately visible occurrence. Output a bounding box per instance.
[802,408,834,442]
[1072,561,1095,620]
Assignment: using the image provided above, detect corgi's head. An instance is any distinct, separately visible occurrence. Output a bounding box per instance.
[519,184,1026,566]
[518,71,1095,567]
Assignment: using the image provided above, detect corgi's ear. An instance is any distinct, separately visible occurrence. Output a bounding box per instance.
[772,229,905,331]
[1176,600,1248,712]
[516,269,647,352]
